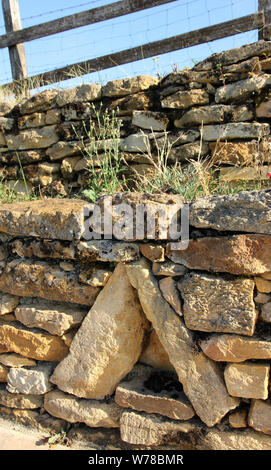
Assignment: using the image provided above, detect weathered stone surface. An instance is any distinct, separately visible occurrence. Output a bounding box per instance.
[6,126,59,150]
[0,364,8,382]
[0,198,90,240]
[0,116,14,131]
[167,142,209,162]
[178,273,256,336]
[120,133,149,153]
[77,240,140,262]
[46,109,61,125]
[46,140,83,160]
[126,259,239,426]
[18,90,58,114]
[202,123,269,141]
[220,166,271,182]
[224,363,270,399]
[215,74,271,103]
[93,192,185,241]
[174,105,230,127]
[209,140,269,165]
[18,113,46,129]
[0,384,43,409]
[201,334,271,362]
[15,298,87,336]
[7,363,55,395]
[0,260,100,306]
[194,41,271,70]
[78,266,112,287]
[0,405,66,433]
[139,330,174,371]
[56,84,102,106]
[102,76,158,98]
[161,89,209,109]
[50,264,147,399]
[44,389,122,428]
[189,189,271,234]
[0,101,14,116]
[0,322,68,361]
[10,238,75,260]
[0,353,36,368]
[61,156,82,179]
[115,365,195,421]
[152,260,187,277]
[159,277,182,316]
[248,399,271,435]
[0,293,20,315]
[120,410,197,446]
[197,426,271,450]
[254,277,271,293]
[0,149,43,165]
[167,234,271,275]
[229,409,247,429]
[155,129,200,147]
[257,94,271,117]
[261,302,271,322]
[255,293,270,304]
[139,244,164,262]
[132,111,169,131]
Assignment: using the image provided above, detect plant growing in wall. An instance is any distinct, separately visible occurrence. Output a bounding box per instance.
[80,103,127,202]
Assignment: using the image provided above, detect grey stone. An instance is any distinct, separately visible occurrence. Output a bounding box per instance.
[77,240,140,262]
[202,123,270,141]
[189,189,271,234]
[44,389,122,428]
[15,298,87,336]
[178,273,256,336]
[7,363,55,395]
[215,74,271,103]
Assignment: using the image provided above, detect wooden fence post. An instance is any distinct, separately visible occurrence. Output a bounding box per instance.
[259,0,271,39]
[1,0,28,85]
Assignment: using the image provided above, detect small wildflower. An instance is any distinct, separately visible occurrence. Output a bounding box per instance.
[267,172,271,179]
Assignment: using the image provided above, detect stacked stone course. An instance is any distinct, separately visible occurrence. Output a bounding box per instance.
[2,41,271,194]
[0,190,270,449]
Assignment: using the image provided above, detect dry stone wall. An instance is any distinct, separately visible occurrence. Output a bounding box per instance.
[0,190,270,450]
[2,40,271,194]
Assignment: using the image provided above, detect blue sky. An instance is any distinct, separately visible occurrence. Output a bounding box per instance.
[0,0,260,89]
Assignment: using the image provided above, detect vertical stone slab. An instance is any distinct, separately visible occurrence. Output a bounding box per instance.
[50,264,148,399]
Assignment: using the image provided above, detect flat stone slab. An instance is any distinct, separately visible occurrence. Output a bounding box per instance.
[44,389,122,428]
[126,259,239,427]
[7,363,55,395]
[115,365,194,421]
[0,384,43,409]
[167,235,271,275]
[0,198,92,240]
[224,363,270,399]
[0,293,20,315]
[77,240,140,262]
[178,273,256,336]
[248,400,271,435]
[201,334,271,362]
[120,410,197,446]
[189,190,271,234]
[0,353,36,368]
[15,298,87,336]
[50,264,148,399]
[0,321,68,361]
[0,259,100,306]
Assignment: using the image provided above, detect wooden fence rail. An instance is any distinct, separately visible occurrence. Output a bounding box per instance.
[0,0,271,91]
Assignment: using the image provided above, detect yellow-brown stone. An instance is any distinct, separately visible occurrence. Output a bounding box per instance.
[0,322,68,361]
